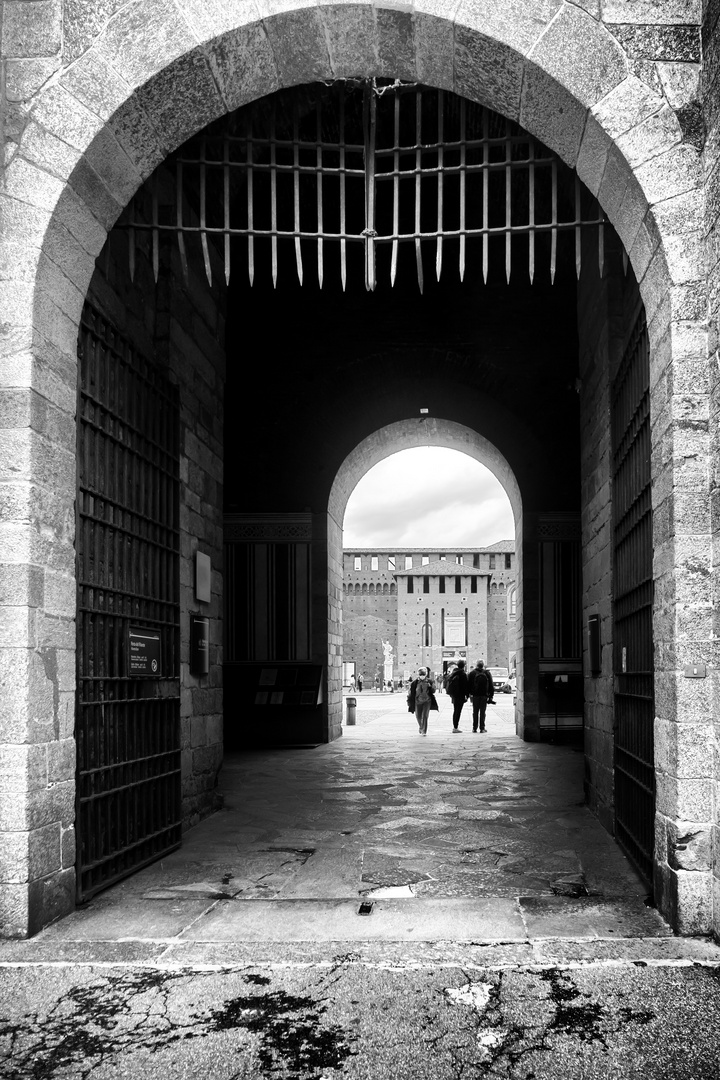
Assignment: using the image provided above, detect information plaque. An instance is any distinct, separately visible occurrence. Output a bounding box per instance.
[128,627,162,676]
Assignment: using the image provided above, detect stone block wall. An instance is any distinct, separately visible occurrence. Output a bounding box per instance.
[578,236,621,835]
[702,0,720,941]
[163,254,225,828]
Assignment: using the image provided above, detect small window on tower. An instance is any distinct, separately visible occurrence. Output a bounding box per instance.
[455,577,462,593]
[422,555,429,565]
[423,576,430,593]
[371,556,378,570]
[388,556,395,570]
[439,578,446,594]
[471,577,478,593]
[405,556,413,570]
[489,554,496,569]
[354,556,361,571]
[407,577,414,594]
[505,553,512,569]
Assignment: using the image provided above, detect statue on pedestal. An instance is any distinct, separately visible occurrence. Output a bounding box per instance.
[382,639,394,685]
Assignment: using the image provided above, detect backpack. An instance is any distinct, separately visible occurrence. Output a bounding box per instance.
[446,669,462,695]
[471,669,489,696]
[415,677,430,705]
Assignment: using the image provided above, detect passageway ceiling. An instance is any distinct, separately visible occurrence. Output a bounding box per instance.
[224,227,585,516]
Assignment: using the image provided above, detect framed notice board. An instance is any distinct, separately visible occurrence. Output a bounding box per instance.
[127,627,162,677]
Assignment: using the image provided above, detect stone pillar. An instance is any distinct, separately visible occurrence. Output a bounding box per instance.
[704,0,720,945]
[322,510,343,741]
[0,300,78,940]
[651,269,715,935]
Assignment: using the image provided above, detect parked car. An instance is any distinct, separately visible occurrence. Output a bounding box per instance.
[488,667,512,694]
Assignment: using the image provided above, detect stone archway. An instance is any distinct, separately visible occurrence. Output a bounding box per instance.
[327,417,522,737]
[0,1,713,937]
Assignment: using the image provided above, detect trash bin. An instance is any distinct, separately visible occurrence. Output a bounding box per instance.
[346,696,357,725]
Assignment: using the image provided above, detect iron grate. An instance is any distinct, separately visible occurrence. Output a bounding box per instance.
[611,310,655,887]
[122,80,607,293]
[75,304,182,902]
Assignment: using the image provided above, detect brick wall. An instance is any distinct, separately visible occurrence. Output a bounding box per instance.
[396,574,488,675]
[487,586,515,668]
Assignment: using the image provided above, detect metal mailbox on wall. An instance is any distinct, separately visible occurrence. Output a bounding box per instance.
[190,615,210,676]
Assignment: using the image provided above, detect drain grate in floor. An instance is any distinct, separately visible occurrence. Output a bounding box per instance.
[358,901,374,915]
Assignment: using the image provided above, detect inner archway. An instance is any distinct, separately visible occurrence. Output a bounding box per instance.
[341,444,517,695]
[328,420,527,736]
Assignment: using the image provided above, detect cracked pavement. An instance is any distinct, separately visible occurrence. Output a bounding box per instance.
[1,695,719,1077]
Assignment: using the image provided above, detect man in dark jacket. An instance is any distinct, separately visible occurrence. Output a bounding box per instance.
[468,659,493,733]
[446,660,469,732]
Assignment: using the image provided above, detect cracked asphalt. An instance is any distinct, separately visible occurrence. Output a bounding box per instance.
[2,955,720,1078]
[2,695,719,1077]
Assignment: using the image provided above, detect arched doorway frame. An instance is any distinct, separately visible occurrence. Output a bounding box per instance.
[328,417,522,734]
[0,1,712,935]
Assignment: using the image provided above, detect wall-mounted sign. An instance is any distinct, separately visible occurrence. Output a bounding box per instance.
[444,617,466,648]
[190,615,210,676]
[128,627,162,676]
[195,551,211,604]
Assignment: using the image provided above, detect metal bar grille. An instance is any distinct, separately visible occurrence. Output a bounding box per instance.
[76,304,181,902]
[611,311,655,886]
[124,80,606,292]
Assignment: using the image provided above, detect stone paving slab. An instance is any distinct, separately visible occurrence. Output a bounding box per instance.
[277,845,364,898]
[519,896,673,939]
[180,897,529,943]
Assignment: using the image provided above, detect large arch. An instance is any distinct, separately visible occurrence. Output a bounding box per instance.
[0,1,713,938]
[329,418,522,527]
[328,418,523,737]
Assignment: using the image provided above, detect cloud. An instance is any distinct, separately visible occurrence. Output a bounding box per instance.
[343,447,515,547]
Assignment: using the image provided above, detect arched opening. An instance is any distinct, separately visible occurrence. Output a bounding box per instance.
[338,443,518,696]
[1,3,713,939]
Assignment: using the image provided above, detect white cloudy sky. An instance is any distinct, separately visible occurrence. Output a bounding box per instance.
[343,447,515,547]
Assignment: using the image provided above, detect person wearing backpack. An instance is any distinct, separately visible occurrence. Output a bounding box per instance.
[407,667,436,736]
[468,659,493,733]
[446,659,469,732]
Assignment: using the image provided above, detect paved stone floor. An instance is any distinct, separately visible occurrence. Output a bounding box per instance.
[3,694,720,1078]
[0,694,690,955]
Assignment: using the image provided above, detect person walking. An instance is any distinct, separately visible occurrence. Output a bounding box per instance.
[446,659,469,732]
[407,667,436,736]
[468,659,492,733]
[357,673,364,692]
